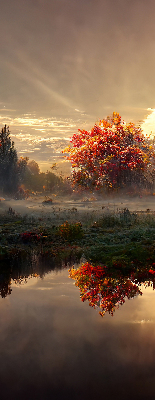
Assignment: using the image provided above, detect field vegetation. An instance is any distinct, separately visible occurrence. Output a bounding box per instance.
[0,207,155,269]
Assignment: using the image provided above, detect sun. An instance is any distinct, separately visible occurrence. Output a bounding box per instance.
[141,108,155,139]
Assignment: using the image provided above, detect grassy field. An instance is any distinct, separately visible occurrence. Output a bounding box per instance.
[0,205,155,274]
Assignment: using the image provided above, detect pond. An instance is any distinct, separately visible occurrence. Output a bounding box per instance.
[1,258,155,400]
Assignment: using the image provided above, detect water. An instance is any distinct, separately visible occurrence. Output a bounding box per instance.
[1,263,155,400]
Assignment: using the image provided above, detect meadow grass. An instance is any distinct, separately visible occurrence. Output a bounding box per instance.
[0,207,155,272]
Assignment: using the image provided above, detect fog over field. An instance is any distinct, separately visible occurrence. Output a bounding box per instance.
[0,194,155,225]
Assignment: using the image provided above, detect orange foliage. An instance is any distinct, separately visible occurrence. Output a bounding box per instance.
[63,112,154,190]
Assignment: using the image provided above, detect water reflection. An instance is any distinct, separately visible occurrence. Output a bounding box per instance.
[69,262,155,316]
[1,258,155,399]
[2,251,155,321]
[0,275,12,298]
[0,252,70,298]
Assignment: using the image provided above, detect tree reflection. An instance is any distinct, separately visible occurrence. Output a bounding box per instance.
[0,275,12,298]
[69,263,155,316]
[0,253,70,299]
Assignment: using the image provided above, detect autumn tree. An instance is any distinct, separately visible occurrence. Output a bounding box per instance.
[64,112,155,191]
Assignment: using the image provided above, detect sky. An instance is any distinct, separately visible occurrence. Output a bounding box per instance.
[1,0,155,172]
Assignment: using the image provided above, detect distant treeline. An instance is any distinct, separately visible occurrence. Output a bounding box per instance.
[0,125,72,197]
[23,160,72,194]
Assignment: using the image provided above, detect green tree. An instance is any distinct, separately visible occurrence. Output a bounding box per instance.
[0,126,28,194]
[45,171,62,192]
[27,160,40,175]
[17,156,29,184]
[0,125,18,193]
